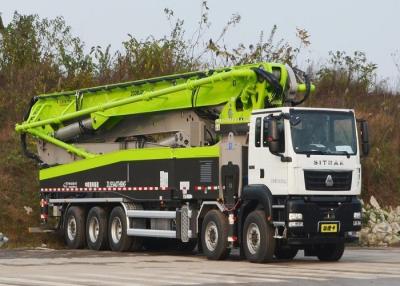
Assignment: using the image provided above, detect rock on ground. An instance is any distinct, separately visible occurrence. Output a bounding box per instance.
[360,196,400,247]
[0,232,9,248]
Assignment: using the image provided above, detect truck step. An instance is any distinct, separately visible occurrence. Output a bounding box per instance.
[180,206,190,243]
[126,210,176,219]
[272,205,285,209]
[273,221,285,227]
[127,229,176,238]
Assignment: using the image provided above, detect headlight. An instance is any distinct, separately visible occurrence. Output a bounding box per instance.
[288,213,303,221]
[353,212,361,219]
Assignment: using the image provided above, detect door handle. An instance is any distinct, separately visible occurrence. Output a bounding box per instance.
[260,169,265,178]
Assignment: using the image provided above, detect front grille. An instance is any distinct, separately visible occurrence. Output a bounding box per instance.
[304,170,352,191]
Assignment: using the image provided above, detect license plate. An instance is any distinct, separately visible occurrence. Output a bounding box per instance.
[319,223,339,233]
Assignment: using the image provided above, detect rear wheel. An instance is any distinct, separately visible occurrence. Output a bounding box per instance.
[201,210,230,260]
[64,206,86,249]
[108,206,131,251]
[86,206,108,250]
[316,242,345,261]
[243,210,275,263]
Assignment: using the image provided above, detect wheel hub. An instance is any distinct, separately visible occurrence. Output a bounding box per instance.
[111,217,123,244]
[67,216,77,241]
[205,221,218,251]
[246,223,260,255]
[88,216,100,243]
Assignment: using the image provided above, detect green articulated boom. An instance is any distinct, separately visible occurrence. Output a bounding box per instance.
[15,62,314,176]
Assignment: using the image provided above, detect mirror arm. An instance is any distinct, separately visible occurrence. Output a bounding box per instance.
[272,112,290,120]
[280,155,292,162]
[271,152,292,162]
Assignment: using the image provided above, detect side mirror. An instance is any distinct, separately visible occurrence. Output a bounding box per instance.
[268,118,280,154]
[360,120,369,156]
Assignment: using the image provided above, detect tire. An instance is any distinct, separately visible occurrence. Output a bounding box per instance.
[316,242,345,262]
[201,210,230,260]
[130,236,144,252]
[86,206,108,250]
[108,206,132,252]
[274,245,298,260]
[64,206,86,249]
[243,210,275,263]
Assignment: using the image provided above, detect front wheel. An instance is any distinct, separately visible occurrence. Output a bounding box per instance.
[316,242,345,261]
[201,210,230,260]
[243,210,275,263]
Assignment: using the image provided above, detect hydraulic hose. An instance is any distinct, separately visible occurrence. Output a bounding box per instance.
[20,97,47,166]
[252,68,283,97]
[290,68,311,106]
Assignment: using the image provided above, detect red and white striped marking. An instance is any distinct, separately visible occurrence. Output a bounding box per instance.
[40,185,219,193]
[40,186,168,192]
[194,185,219,191]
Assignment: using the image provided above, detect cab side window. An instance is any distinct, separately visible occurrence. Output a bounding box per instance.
[255,117,261,147]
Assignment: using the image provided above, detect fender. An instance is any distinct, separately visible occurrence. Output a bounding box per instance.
[240,184,273,217]
[238,184,273,251]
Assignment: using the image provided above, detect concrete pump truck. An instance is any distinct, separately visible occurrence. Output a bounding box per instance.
[16,62,369,263]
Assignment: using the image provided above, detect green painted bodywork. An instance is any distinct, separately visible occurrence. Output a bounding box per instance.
[40,145,219,180]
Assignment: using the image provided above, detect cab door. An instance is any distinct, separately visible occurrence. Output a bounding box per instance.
[248,113,289,195]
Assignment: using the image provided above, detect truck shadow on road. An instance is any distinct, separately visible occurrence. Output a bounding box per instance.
[0,248,349,264]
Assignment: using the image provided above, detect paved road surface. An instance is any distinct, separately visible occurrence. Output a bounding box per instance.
[0,247,399,285]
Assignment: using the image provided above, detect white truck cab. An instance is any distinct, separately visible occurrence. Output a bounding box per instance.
[242,106,368,260]
[249,107,362,196]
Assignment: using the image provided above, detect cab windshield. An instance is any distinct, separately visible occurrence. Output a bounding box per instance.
[290,110,357,156]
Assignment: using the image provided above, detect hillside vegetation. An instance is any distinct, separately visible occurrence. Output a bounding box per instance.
[0,7,399,247]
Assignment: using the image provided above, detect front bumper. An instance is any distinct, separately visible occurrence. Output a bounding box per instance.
[287,234,359,245]
[284,196,362,245]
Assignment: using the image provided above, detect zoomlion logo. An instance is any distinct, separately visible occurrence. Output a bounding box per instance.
[325,175,334,187]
